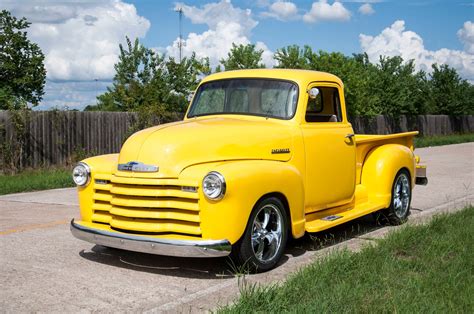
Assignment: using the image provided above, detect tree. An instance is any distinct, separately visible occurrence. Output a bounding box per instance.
[274,45,311,69]
[88,37,209,117]
[372,56,429,116]
[0,10,46,109]
[220,43,265,70]
[90,37,168,112]
[429,64,473,115]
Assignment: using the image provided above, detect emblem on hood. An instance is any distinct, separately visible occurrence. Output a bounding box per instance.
[118,161,159,172]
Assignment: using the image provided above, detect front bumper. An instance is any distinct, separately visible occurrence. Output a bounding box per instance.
[70,219,231,258]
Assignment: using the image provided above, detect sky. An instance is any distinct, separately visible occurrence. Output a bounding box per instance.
[2,0,473,110]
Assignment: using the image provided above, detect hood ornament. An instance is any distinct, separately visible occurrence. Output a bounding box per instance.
[118,161,159,172]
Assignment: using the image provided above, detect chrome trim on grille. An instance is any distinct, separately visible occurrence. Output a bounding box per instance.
[70,219,231,258]
[90,175,201,236]
[117,161,159,172]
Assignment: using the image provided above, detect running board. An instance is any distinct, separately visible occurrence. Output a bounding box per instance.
[305,201,386,233]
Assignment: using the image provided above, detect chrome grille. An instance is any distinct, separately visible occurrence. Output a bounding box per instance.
[91,175,201,236]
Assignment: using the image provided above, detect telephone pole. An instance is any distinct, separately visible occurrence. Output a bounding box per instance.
[175,7,185,63]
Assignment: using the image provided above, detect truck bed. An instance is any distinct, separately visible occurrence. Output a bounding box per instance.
[354,131,419,184]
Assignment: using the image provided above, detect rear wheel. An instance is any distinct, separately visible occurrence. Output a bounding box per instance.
[231,197,288,273]
[382,169,411,225]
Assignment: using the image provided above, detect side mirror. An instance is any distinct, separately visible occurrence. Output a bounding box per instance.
[308,87,320,99]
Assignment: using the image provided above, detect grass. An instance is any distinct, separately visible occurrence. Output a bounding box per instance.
[414,133,474,148]
[0,168,74,195]
[221,206,474,313]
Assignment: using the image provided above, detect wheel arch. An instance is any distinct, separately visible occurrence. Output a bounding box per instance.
[254,192,292,238]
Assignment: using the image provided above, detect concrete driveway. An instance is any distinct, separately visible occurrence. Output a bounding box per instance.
[1,143,473,312]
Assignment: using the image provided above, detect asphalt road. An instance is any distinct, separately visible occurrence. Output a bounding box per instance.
[1,143,473,312]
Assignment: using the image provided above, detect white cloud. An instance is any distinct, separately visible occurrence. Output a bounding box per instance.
[167,0,274,68]
[35,80,110,111]
[261,1,299,21]
[358,3,375,15]
[303,0,351,23]
[360,20,474,81]
[458,21,474,54]
[4,0,150,81]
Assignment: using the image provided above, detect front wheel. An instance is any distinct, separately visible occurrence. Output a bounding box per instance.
[382,169,412,225]
[231,197,288,273]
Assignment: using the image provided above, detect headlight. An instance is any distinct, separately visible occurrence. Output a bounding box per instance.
[202,171,226,200]
[72,162,90,186]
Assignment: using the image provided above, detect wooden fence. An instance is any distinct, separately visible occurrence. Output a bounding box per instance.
[0,111,473,169]
[0,111,137,169]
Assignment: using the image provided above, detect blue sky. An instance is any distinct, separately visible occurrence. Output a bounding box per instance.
[2,0,473,110]
[133,0,471,55]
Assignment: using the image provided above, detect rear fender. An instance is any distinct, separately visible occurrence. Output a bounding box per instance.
[361,144,415,207]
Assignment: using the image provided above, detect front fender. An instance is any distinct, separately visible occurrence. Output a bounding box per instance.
[361,144,415,207]
[77,154,119,222]
[180,160,305,244]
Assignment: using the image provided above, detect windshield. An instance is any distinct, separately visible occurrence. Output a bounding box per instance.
[187,79,299,120]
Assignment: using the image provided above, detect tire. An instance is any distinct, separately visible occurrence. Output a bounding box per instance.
[381,169,412,225]
[231,197,289,273]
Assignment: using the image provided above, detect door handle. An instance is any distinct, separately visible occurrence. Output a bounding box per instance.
[345,133,355,139]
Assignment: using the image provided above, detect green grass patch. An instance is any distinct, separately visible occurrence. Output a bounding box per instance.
[415,133,474,148]
[222,206,474,313]
[0,168,74,195]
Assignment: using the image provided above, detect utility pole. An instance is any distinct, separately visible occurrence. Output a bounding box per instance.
[175,7,185,63]
[94,78,98,105]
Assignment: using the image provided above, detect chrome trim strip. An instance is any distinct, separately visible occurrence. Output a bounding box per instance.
[70,219,231,258]
[117,161,159,172]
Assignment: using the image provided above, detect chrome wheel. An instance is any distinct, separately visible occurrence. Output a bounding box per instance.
[251,204,283,264]
[393,173,410,218]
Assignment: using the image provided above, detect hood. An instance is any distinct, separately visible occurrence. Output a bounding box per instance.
[116,117,294,178]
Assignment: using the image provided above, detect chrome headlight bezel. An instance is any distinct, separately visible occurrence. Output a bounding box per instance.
[202,171,226,200]
[72,162,91,187]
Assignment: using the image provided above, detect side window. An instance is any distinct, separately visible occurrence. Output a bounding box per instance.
[306,88,323,112]
[305,87,342,123]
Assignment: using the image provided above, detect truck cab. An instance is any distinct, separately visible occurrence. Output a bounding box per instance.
[71,69,427,272]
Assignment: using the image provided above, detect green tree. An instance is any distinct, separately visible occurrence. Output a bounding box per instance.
[88,37,209,123]
[165,54,211,112]
[90,37,168,112]
[429,64,474,115]
[372,56,429,116]
[220,43,265,70]
[0,10,46,109]
[274,45,311,69]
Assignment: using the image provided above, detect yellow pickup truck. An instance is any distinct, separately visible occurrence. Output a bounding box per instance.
[71,69,427,272]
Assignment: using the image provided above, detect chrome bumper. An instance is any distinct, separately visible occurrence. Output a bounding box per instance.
[415,165,428,185]
[70,219,231,258]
